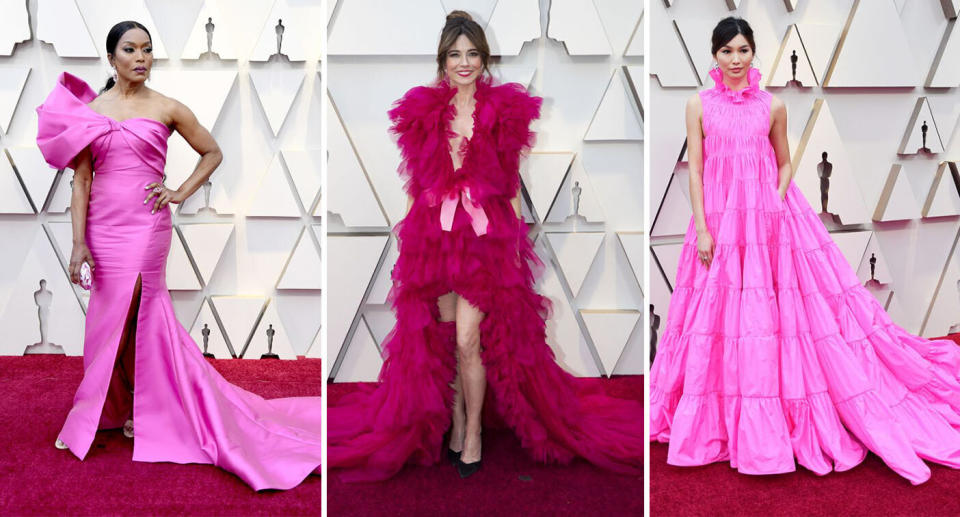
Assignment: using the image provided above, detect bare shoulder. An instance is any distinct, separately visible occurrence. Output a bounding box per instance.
[152,91,196,124]
[686,92,703,112]
[769,94,786,116]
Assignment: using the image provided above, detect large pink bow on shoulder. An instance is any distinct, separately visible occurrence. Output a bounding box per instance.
[439,185,488,236]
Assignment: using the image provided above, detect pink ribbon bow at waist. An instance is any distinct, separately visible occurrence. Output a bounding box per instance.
[439,186,489,236]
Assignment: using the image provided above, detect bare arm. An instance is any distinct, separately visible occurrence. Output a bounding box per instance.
[68,149,95,284]
[145,99,223,213]
[769,96,792,199]
[686,94,707,236]
[686,94,714,267]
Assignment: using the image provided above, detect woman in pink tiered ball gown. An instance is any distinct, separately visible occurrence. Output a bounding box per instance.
[328,11,643,481]
[36,21,320,491]
[650,17,960,485]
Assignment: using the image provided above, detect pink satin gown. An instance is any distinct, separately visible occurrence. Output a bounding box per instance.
[36,72,321,491]
[650,67,960,485]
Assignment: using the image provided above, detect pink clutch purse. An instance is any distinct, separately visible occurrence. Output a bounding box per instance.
[79,262,93,290]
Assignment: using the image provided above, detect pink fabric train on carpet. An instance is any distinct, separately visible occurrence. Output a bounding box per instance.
[328,76,644,481]
[36,72,321,491]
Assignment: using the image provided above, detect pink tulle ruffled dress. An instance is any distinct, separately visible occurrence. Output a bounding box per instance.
[327,77,644,482]
[650,67,960,485]
[36,72,321,491]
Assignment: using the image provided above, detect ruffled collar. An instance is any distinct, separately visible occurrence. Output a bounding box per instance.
[709,66,760,103]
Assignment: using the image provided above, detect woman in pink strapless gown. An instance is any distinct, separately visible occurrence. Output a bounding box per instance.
[650,17,960,485]
[35,22,320,491]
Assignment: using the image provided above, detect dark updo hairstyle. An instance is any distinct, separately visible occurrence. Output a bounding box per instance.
[710,16,756,56]
[436,11,491,80]
[101,20,152,93]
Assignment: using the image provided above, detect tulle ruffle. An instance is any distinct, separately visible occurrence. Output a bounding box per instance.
[330,78,642,481]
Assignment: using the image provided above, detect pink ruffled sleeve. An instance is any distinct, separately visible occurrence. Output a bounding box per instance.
[493,82,542,197]
[388,85,455,201]
[36,72,108,170]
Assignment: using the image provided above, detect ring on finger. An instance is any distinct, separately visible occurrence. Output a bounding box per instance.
[153,186,164,194]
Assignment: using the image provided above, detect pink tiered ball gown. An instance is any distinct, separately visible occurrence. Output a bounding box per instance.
[35,72,321,491]
[649,66,960,485]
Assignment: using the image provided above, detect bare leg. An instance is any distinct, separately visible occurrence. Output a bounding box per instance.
[116,275,142,395]
[456,296,486,464]
[437,292,463,454]
[115,275,141,439]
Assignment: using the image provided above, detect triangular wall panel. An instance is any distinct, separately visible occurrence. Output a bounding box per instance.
[584,68,642,141]
[824,0,918,86]
[249,68,306,136]
[328,234,389,371]
[580,309,640,376]
[0,67,29,134]
[873,164,922,222]
[245,153,302,217]
[519,152,574,224]
[210,296,265,355]
[178,223,234,284]
[0,0,29,56]
[768,25,818,87]
[277,227,322,290]
[0,229,85,356]
[792,99,870,225]
[486,0,541,56]
[899,98,945,155]
[188,298,232,358]
[244,299,298,359]
[327,95,388,227]
[924,162,960,218]
[76,0,169,59]
[545,232,605,297]
[250,0,323,61]
[37,0,98,57]
[181,0,243,60]
[281,149,322,213]
[548,0,612,55]
[334,316,383,383]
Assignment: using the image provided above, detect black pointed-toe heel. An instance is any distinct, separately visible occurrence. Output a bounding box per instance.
[447,448,462,464]
[457,458,482,478]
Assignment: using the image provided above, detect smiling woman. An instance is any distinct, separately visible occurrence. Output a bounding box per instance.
[35,20,321,491]
[327,9,643,483]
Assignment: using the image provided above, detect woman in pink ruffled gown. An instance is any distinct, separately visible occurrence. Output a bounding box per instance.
[328,11,643,482]
[650,17,960,485]
[36,21,320,491]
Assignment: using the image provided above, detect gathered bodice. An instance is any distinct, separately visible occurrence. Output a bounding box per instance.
[699,67,773,157]
[36,72,170,177]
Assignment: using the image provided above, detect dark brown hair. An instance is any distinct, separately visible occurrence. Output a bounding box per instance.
[436,11,490,80]
[102,20,152,93]
[710,16,755,55]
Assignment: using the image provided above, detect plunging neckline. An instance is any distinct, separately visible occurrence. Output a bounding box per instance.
[447,87,480,174]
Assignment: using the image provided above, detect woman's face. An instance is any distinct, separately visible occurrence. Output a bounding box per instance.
[109,28,153,85]
[714,33,753,81]
[444,34,482,87]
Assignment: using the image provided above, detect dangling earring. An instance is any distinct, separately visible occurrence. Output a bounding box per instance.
[112,68,118,82]
[711,60,719,70]
[751,55,761,69]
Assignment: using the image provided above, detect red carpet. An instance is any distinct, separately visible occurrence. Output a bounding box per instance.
[0,355,322,516]
[327,376,643,517]
[650,334,960,516]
